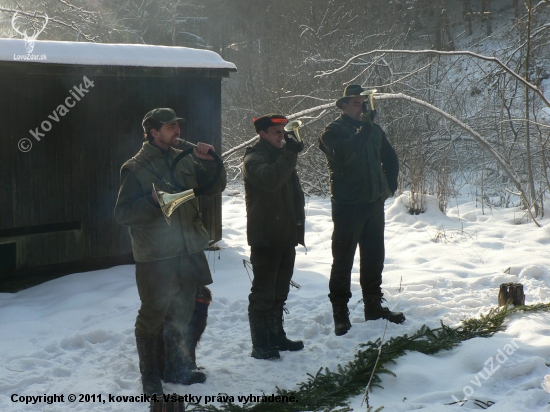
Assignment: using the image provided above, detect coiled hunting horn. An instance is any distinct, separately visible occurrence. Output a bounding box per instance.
[153,140,223,225]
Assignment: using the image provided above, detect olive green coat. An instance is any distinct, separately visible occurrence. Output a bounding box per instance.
[114,142,226,267]
[242,139,305,248]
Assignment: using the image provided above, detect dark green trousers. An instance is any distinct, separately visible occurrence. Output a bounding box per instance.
[248,246,296,313]
[134,252,209,339]
[328,198,385,305]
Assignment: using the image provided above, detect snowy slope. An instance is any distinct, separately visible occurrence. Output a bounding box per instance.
[2,192,550,411]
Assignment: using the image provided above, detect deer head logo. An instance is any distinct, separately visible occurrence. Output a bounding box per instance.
[11,13,49,54]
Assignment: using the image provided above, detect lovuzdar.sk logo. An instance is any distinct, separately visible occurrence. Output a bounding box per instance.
[11,12,48,61]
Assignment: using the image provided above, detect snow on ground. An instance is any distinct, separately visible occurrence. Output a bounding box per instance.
[2,190,550,411]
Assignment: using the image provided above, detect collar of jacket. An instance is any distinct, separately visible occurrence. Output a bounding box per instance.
[142,141,177,158]
[340,113,363,128]
[253,137,285,159]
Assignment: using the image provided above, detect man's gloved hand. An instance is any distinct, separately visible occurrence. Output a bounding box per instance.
[361,101,377,125]
[284,132,304,153]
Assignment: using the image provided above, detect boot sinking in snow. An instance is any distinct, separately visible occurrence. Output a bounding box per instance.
[136,336,163,395]
[248,311,280,360]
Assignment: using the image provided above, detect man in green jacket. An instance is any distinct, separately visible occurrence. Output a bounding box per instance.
[319,85,404,337]
[242,114,305,360]
[114,108,226,394]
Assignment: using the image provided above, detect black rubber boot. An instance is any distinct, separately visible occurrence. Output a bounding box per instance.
[163,324,206,385]
[136,336,163,395]
[268,307,304,351]
[364,297,405,324]
[249,312,280,360]
[332,303,352,336]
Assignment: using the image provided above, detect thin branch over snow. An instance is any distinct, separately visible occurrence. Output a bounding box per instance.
[377,92,525,193]
[315,49,550,108]
[224,94,526,199]
[221,103,335,158]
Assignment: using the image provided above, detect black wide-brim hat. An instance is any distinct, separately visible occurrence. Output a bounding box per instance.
[335,84,368,109]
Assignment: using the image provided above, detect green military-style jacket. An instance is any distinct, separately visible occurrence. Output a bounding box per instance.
[242,139,305,248]
[319,114,399,204]
[115,142,226,268]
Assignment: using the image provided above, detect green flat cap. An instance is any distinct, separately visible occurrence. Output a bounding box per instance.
[142,108,185,126]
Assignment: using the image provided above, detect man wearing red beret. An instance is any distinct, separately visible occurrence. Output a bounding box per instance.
[242,114,305,359]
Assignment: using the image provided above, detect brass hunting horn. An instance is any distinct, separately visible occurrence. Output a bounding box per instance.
[153,183,196,225]
[360,89,377,110]
[284,119,304,142]
[153,141,223,225]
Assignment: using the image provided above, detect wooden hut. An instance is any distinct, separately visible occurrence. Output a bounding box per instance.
[0,39,236,290]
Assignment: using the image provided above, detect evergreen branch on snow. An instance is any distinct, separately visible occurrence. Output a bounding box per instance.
[188,303,550,412]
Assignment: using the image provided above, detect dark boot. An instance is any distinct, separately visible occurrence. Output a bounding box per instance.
[163,324,206,385]
[249,312,280,360]
[332,303,352,336]
[183,286,212,370]
[364,297,405,324]
[136,336,163,395]
[268,307,304,351]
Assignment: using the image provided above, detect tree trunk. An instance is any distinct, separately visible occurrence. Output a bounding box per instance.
[482,0,492,35]
[442,7,455,50]
[463,0,473,35]
[435,0,454,50]
[513,0,520,18]
[525,0,538,216]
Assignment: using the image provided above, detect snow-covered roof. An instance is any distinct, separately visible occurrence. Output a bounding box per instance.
[0,38,237,70]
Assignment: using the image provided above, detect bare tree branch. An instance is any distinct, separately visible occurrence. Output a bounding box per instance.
[221,103,336,158]
[377,92,525,193]
[315,49,550,108]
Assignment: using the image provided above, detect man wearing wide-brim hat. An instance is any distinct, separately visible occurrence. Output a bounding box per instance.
[115,108,226,395]
[319,85,404,336]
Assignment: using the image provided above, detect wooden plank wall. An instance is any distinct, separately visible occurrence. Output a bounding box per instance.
[0,63,224,277]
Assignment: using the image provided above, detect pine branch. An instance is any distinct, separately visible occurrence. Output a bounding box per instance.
[188,303,550,412]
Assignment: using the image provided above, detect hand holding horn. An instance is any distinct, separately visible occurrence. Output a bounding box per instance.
[360,89,377,110]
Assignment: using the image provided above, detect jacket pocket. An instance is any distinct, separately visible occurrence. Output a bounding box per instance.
[174,166,198,190]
